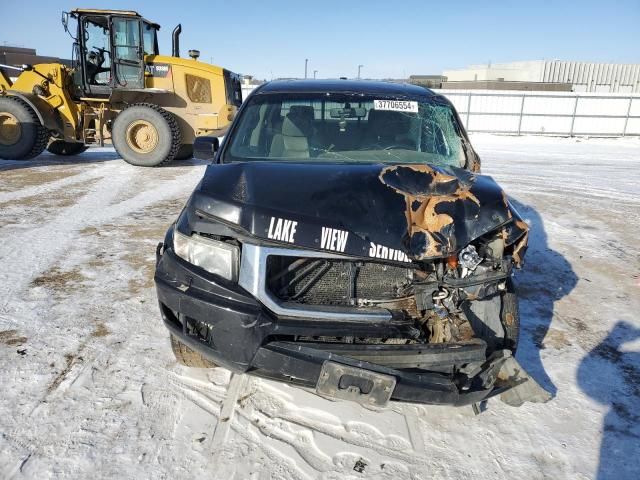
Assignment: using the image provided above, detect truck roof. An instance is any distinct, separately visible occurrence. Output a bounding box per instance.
[257,79,437,99]
[70,9,160,29]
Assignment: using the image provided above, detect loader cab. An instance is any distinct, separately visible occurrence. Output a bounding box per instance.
[66,9,159,97]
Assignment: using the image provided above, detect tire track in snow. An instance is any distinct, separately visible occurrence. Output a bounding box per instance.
[0,166,204,313]
[216,379,427,475]
[0,162,121,204]
[170,367,429,476]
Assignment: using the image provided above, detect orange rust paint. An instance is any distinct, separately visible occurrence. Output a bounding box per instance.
[512,220,530,267]
[502,191,513,219]
[446,254,458,269]
[379,164,480,258]
[505,312,515,326]
[468,155,481,173]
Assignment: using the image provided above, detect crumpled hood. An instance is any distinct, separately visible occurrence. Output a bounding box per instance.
[187,161,527,263]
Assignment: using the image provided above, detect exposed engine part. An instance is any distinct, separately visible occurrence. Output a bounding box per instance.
[414,282,439,311]
[459,245,483,271]
[432,288,449,301]
[485,235,505,261]
[427,314,452,343]
[267,256,414,307]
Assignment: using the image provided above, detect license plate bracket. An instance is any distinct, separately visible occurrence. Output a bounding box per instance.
[316,361,396,407]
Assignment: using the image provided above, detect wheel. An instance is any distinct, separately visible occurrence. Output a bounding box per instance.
[462,278,521,354]
[170,334,217,368]
[112,103,181,167]
[174,144,193,160]
[47,140,89,156]
[500,278,520,352]
[0,96,48,160]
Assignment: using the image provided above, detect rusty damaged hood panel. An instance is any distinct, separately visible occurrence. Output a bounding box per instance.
[189,161,527,262]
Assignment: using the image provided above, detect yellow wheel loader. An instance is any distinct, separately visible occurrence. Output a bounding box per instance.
[0,9,242,166]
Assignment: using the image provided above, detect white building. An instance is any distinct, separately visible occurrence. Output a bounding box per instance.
[444,60,640,93]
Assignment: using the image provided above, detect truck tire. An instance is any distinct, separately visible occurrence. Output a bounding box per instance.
[174,144,193,160]
[47,140,89,156]
[170,334,217,368]
[500,278,520,352]
[0,96,48,160]
[112,103,181,167]
[462,278,520,354]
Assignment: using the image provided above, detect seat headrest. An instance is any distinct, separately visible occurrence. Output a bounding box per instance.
[282,105,314,137]
[288,105,315,119]
[367,109,409,136]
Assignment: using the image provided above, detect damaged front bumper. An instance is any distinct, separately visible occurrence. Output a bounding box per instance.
[155,243,550,408]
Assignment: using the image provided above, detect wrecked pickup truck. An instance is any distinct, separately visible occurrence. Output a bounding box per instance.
[154,80,550,408]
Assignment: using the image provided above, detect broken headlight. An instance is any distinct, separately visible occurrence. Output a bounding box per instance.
[173,229,239,281]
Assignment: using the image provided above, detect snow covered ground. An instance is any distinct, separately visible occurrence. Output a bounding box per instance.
[0,135,638,480]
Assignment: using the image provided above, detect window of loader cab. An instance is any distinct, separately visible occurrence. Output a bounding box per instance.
[142,22,159,56]
[112,17,144,87]
[82,16,112,85]
[226,93,467,168]
[112,18,141,62]
[224,70,243,107]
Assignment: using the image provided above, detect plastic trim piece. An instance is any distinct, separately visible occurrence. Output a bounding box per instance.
[238,243,392,323]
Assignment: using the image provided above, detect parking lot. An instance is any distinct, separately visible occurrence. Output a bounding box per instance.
[0,134,639,479]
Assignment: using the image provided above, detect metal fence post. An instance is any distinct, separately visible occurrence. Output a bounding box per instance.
[517,94,525,135]
[569,95,579,137]
[622,96,633,136]
[465,92,472,130]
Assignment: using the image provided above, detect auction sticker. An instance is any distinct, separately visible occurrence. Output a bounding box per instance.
[373,99,418,112]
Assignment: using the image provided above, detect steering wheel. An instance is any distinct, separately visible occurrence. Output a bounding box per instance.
[86,47,111,84]
[90,47,109,66]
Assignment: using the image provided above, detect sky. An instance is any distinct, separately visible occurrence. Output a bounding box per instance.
[1,0,639,80]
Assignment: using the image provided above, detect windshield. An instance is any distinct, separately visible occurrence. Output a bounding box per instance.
[226,92,467,167]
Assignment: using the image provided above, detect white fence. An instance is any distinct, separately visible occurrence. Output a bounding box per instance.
[436,90,640,136]
[240,84,640,137]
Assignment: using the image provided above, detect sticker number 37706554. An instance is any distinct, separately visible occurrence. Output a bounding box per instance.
[373,99,418,112]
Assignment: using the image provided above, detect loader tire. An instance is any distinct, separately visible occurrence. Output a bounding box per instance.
[174,144,193,160]
[112,103,181,167]
[0,96,48,160]
[47,140,89,156]
[170,334,217,368]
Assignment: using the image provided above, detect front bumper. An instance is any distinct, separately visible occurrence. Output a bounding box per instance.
[155,244,546,407]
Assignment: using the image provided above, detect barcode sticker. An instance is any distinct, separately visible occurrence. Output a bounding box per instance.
[373,100,418,112]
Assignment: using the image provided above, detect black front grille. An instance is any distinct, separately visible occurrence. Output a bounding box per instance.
[267,256,413,306]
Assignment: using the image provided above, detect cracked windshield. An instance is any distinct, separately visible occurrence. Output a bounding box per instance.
[227,94,466,167]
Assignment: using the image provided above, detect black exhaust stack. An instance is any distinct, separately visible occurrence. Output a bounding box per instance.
[172,24,182,57]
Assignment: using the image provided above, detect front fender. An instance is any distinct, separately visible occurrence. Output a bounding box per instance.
[7,90,63,134]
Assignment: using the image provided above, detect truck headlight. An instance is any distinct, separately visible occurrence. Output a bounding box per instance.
[173,229,239,281]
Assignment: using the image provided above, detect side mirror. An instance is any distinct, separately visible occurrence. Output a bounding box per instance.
[193,136,220,160]
[61,12,69,32]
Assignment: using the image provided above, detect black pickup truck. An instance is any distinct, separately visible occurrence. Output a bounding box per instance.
[154,79,550,408]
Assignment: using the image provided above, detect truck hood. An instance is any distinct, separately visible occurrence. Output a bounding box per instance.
[187,161,527,262]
